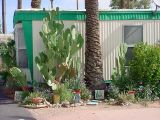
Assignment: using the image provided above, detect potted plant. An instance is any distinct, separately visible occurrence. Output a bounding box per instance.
[73,79,81,103]
[30,92,44,104]
[128,90,136,100]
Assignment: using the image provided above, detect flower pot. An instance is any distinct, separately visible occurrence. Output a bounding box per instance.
[73,89,81,103]
[31,97,43,104]
[53,94,60,104]
[128,90,136,100]
[73,89,81,94]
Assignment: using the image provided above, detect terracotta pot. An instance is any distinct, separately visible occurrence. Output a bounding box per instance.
[128,90,136,100]
[31,97,43,104]
[128,90,136,94]
[53,94,60,104]
[73,89,81,94]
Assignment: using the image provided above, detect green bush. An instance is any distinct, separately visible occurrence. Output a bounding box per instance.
[129,43,160,99]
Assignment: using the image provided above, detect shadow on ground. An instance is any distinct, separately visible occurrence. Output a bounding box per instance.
[8,115,37,120]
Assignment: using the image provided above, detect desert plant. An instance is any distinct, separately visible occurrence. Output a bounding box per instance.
[35,9,84,90]
[112,44,131,92]
[22,91,43,105]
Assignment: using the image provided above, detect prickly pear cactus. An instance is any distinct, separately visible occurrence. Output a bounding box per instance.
[35,9,84,90]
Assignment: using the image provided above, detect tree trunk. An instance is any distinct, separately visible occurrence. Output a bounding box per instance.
[17,0,22,9]
[76,0,79,10]
[50,0,54,9]
[2,0,6,33]
[120,0,124,8]
[85,0,105,90]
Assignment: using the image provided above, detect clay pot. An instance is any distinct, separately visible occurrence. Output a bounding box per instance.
[31,97,43,104]
[73,89,81,94]
[128,90,136,99]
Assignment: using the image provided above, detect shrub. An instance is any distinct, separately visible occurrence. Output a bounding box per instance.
[129,43,160,99]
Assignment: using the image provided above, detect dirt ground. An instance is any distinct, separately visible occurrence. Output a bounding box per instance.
[27,101,160,120]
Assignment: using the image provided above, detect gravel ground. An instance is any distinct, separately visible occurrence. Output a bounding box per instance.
[27,102,160,120]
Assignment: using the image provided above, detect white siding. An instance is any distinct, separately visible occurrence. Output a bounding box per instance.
[32,20,160,82]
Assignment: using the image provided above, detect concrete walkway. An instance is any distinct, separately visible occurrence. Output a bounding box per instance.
[0,104,36,120]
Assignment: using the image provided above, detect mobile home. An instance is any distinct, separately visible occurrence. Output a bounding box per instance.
[13,9,160,84]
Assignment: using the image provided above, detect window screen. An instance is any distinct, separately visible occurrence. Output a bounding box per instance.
[124,26,143,45]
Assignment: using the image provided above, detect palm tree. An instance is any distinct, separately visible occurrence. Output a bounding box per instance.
[17,0,22,9]
[85,0,104,90]
[2,0,6,33]
[31,0,41,8]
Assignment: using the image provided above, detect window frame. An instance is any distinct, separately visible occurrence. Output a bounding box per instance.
[15,24,29,68]
[123,25,143,65]
[123,25,143,47]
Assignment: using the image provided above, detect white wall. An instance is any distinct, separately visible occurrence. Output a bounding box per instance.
[32,20,160,81]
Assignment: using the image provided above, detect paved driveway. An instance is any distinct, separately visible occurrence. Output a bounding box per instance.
[0,104,36,120]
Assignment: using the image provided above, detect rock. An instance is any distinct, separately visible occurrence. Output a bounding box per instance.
[80,102,86,106]
[62,100,70,108]
[52,104,61,108]
[75,103,81,106]
[70,104,76,107]
[44,99,52,107]
[110,99,115,102]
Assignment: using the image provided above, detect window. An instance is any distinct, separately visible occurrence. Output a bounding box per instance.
[124,25,143,63]
[16,27,28,68]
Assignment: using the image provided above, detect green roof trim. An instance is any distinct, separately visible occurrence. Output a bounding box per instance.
[14,10,160,25]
